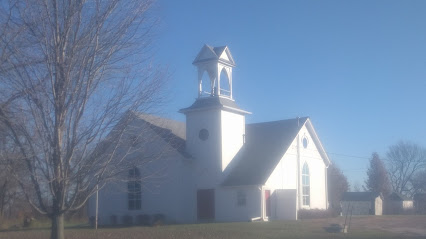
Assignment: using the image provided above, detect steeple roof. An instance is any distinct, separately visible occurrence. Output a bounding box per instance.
[192,44,235,66]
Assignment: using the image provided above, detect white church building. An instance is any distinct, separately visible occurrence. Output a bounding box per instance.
[88,45,331,224]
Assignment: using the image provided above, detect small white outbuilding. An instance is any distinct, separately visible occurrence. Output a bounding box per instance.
[341,192,383,216]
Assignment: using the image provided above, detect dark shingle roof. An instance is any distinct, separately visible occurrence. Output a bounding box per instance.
[133,113,189,157]
[222,117,308,186]
[342,192,380,201]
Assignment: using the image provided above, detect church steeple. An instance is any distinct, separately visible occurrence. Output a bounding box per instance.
[192,45,235,99]
[180,45,250,188]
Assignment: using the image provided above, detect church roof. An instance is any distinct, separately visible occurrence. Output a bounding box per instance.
[132,112,189,157]
[128,112,330,185]
[342,192,381,201]
[179,97,251,115]
[222,117,309,186]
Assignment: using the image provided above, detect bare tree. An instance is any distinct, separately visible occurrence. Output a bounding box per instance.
[0,108,20,219]
[386,141,426,198]
[412,170,426,194]
[327,163,349,215]
[0,0,166,238]
[352,181,362,192]
[365,152,391,196]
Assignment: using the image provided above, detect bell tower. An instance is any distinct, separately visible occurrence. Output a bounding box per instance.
[180,45,250,188]
[193,45,235,99]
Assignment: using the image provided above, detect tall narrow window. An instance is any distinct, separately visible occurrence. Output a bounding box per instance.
[302,163,310,206]
[128,167,141,210]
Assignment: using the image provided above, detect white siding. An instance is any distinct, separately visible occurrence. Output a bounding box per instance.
[264,124,328,220]
[185,109,222,188]
[271,189,297,220]
[89,154,196,225]
[216,186,262,222]
[221,110,245,172]
[88,119,196,225]
[298,126,327,210]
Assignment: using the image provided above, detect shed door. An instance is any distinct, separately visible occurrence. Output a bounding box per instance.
[265,190,271,217]
[197,189,215,220]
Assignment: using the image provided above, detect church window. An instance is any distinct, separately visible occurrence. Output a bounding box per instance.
[128,167,141,210]
[199,129,209,141]
[302,136,308,149]
[237,191,246,206]
[302,163,310,206]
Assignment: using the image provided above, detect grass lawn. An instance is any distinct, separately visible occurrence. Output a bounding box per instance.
[1,216,425,239]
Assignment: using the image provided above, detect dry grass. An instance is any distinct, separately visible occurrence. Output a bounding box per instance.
[1,215,425,239]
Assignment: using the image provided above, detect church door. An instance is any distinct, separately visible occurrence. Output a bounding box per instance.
[197,189,215,220]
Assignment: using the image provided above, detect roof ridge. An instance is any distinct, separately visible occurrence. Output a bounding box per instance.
[247,116,309,126]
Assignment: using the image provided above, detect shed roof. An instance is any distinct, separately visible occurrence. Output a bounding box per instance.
[342,192,381,201]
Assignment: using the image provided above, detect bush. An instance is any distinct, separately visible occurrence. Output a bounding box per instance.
[122,215,133,225]
[298,209,334,219]
[136,214,151,226]
[328,207,343,217]
[151,214,165,226]
[22,216,35,228]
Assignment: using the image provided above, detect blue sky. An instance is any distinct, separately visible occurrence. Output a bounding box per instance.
[153,0,426,187]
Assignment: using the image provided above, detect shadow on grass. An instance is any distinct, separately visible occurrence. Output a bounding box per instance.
[0,222,92,233]
[0,222,163,234]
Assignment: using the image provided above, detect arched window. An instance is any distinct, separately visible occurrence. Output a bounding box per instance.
[302,163,310,206]
[219,68,231,97]
[128,167,141,210]
[200,71,213,97]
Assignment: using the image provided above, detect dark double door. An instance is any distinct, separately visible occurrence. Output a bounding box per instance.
[197,189,215,220]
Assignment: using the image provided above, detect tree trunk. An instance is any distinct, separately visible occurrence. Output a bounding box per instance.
[51,213,65,239]
[0,180,8,217]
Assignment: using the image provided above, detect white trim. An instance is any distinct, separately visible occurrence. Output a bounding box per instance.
[301,162,311,207]
[296,133,301,213]
[304,119,331,166]
[325,166,329,209]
